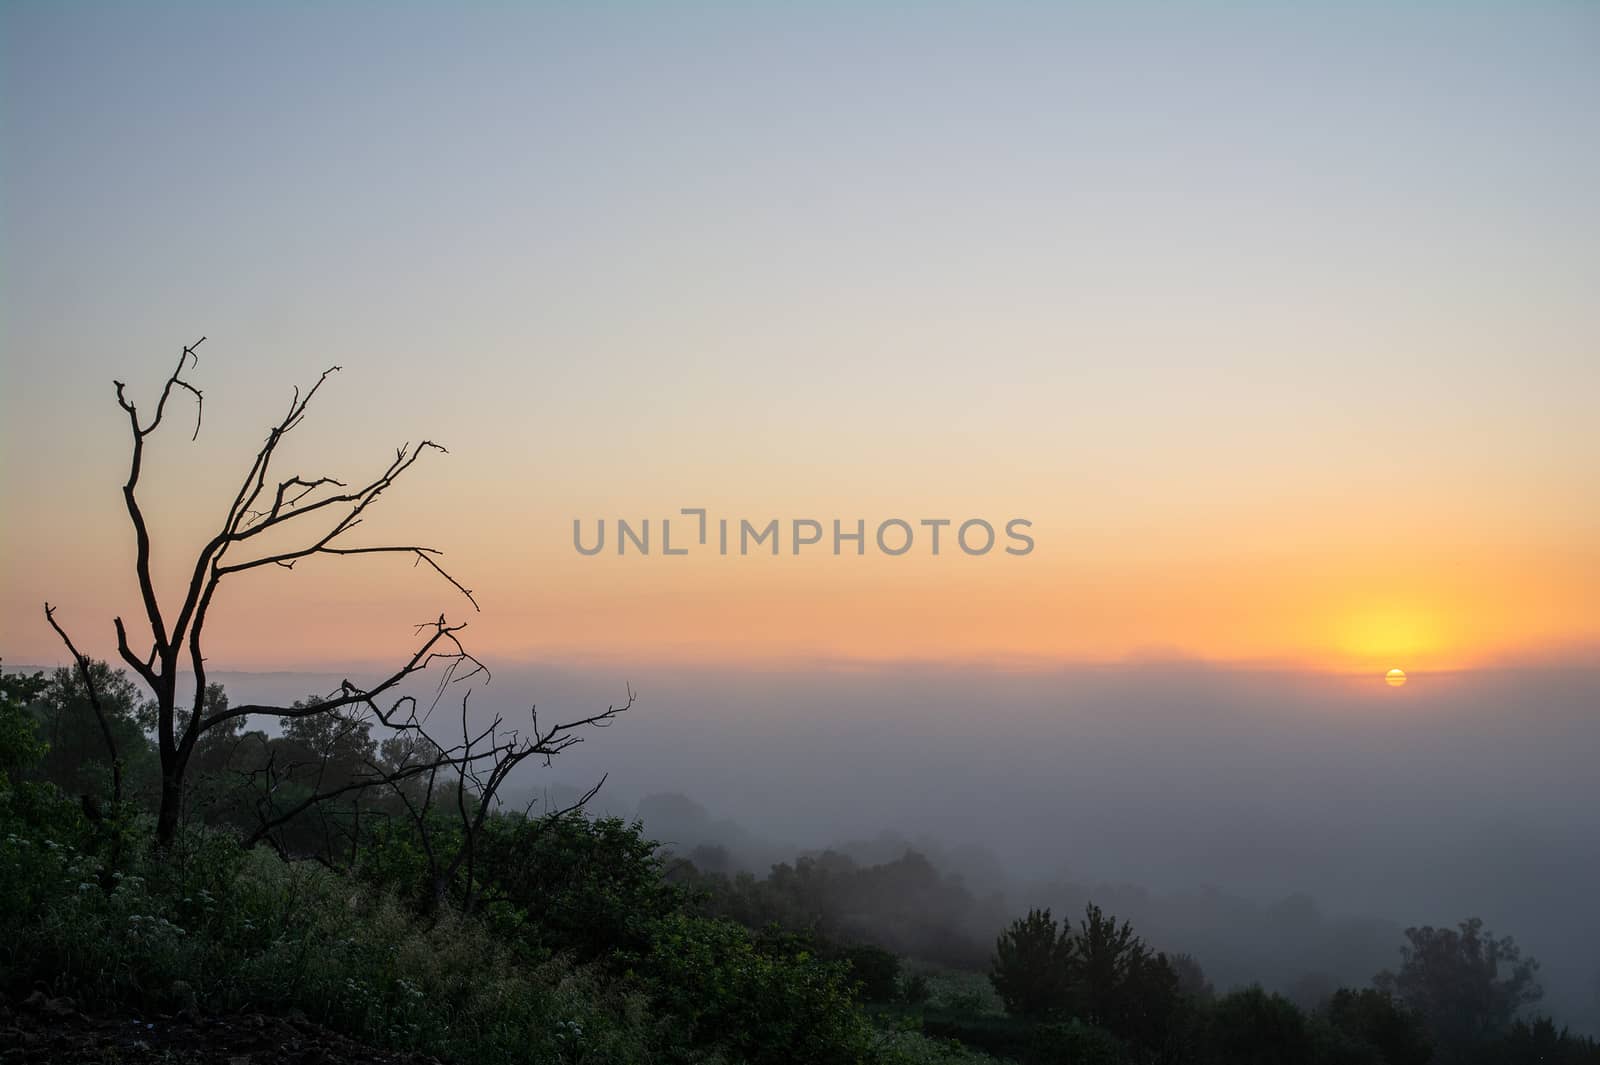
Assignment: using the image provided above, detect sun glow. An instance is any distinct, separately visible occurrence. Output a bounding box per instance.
[1386,668,1407,687]
[1333,606,1446,672]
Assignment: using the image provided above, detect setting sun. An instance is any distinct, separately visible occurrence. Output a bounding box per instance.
[1386,668,1408,687]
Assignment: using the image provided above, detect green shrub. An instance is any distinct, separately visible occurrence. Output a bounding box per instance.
[1206,986,1312,1065]
[625,911,876,1064]
[875,1027,1005,1064]
[1322,988,1431,1065]
[902,972,933,1005]
[919,1009,1036,1059]
[0,821,661,1063]
[1024,1019,1129,1065]
[1307,1016,1387,1065]
[843,943,903,1003]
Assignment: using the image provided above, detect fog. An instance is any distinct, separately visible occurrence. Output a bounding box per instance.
[171,660,1600,1033]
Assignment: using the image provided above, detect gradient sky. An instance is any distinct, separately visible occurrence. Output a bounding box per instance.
[3,3,1597,673]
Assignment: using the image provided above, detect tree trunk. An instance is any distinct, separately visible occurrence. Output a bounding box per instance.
[155,769,183,848]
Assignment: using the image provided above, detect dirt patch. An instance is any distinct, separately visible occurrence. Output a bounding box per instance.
[0,992,445,1064]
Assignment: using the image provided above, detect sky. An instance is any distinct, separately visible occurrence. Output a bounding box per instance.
[3,2,1598,674]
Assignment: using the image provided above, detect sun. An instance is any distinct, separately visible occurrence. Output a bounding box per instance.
[1385,668,1407,687]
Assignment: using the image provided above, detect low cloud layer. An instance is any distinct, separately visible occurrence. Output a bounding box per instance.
[177,661,1600,1032]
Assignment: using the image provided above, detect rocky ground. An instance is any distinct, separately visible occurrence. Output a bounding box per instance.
[0,992,444,1064]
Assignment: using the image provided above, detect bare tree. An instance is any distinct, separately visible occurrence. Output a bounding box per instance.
[421,689,629,913]
[46,338,493,848]
[240,684,632,909]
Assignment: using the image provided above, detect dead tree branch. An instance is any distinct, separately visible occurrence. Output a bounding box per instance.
[43,603,122,805]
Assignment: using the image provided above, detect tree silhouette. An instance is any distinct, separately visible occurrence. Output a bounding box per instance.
[1324,988,1433,1065]
[991,907,1075,1018]
[1070,902,1181,1043]
[1207,986,1311,1065]
[43,339,626,853]
[1376,916,1542,1055]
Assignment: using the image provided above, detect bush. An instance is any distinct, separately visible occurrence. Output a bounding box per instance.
[1307,1016,1387,1065]
[1476,1017,1600,1065]
[903,972,933,1005]
[920,1009,1035,1058]
[876,1027,1006,1064]
[1323,988,1431,1065]
[843,943,903,1003]
[1024,1019,1129,1065]
[0,817,659,1063]
[624,912,876,1065]
[473,812,686,961]
[1206,986,1312,1065]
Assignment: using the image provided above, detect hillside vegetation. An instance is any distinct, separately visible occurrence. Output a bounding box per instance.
[3,663,1596,1065]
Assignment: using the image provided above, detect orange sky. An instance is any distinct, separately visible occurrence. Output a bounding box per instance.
[4,404,1594,675]
[3,5,1597,677]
